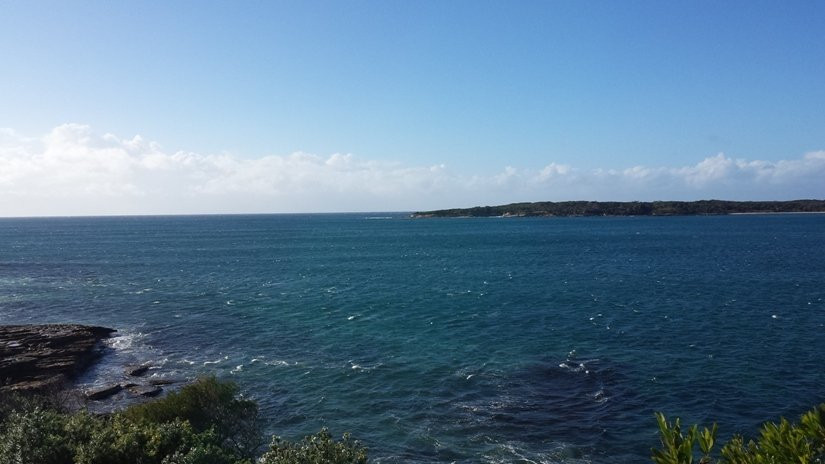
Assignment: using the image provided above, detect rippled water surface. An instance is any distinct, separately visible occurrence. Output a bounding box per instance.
[2,214,824,463]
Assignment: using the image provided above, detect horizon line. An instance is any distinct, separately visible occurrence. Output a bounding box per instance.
[2,198,824,220]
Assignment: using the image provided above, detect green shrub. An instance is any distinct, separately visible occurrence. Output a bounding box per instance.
[652,404,825,464]
[0,406,72,464]
[0,377,366,464]
[122,376,262,458]
[0,407,246,464]
[0,388,75,424]
[651,412,717,464]
[260,428,368,464]
[68,414,242,464]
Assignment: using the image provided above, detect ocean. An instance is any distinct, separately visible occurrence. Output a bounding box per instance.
[1,213,824,463]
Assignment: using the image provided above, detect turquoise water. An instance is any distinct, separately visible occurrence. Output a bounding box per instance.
[1,214,824,463]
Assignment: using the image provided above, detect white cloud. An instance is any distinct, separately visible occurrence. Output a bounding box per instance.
[0,124,823,216]
[535,162,572,182]
[678,153,733,186]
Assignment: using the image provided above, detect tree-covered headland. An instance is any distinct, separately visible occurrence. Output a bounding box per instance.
[412,199,825,218]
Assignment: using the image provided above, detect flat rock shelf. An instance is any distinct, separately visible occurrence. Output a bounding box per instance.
[0,324,115,392]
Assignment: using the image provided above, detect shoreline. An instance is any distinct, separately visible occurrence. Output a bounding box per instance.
[414,211,825,219]
[0,324,115,392]
[1,324,178,404]
[411,199,825,218]
[728,211,825,215]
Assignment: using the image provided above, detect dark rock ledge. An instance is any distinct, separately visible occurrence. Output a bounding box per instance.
[0,324,115,392]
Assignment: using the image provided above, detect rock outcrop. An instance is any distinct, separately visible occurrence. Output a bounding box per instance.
[125,363,151,377]
[127,384,163,397]
[0,324,115,392]
[86,383,123,400]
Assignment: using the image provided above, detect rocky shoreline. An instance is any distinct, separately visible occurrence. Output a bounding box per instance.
[1,324,179,403]
[1,324,115,392]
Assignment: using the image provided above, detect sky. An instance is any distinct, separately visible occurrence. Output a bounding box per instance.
[1,0,824,216]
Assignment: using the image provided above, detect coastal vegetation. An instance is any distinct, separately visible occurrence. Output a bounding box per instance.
[411,199,825,218]
[0,377,367,464]
[651,404,825,463]
[2,375,823,463]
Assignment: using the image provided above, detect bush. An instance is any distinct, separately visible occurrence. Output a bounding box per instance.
[0,407,246,464]
[0,377,367,464]
[260,428,368,464]
[0,406,72,464]
[0,387,79,424]
[652,404,825,463]
[68,414,243,464]
[122,376,262,458]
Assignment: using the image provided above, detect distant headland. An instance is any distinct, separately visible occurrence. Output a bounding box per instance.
[411,199,825,218]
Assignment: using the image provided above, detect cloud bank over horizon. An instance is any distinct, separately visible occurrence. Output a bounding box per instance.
[1,124,823,217]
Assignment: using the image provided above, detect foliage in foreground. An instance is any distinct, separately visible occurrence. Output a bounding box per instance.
[0,377,367,464]
[122,376,263,458]
[652,404,825,464]
[260,428,367,464]
[4,375,824,463]
[0,407,243,464]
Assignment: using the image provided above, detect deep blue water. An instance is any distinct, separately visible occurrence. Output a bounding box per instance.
[1,214,824,463]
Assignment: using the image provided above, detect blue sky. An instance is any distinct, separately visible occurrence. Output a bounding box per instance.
[1,1,824,215]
